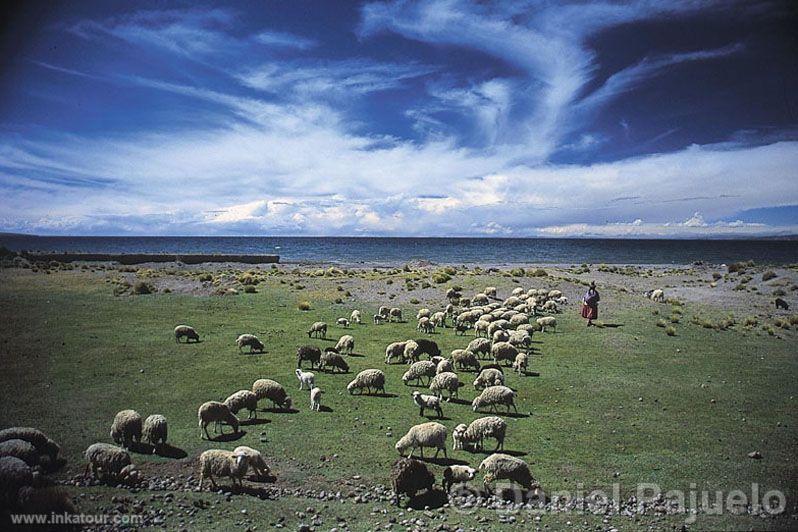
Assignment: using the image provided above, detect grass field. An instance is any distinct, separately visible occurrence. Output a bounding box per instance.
[1,263,796,530]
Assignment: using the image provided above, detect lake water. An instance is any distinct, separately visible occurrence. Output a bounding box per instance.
[1,235,796,265]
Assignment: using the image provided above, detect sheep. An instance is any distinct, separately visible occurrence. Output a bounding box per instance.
[454,322,470,335]
[233,446,270,479]
[0,427,60,463]
[416,316,435,334]
[83,443,132,481]
[197,449,249,491]
[0,439,38,466]
[452,416,507,452]
[472,294,489,306]
[395,422,448,458]
[417,308,431,320]
[373,313,387,324]
[110,409,142,449]
[389,307,403,322]
[512,352,529,375]
[402,360,437,386]
[411,391,443,418]
[429,371,461,401]
[467,337,492,359]
[479,453,537,493]
[307,321,328,338]
[336,317,350,328]
[472,386,518,414]
[548,289,562,299]
[174,325,200,343]
[649,289,665,302]
[509,313,529,327]
[554,296,568,305]
[474,320,490,337]
[320,350,350,373]
[436,358,454,374]
[385,341,408,364]
[541,300,559,313]
[509,330,532,350]
[775,298,789,310]
[451,349,481,371]
[414,338,441,358]
[391,457,435,506]
[431,311,447,328]
[536,316,556,332]
[236,334,265,353]
[378,305,390,318]
[252,379,293,410]
[445,303,455,315]
[473,367,505,390]
[492,329,511,344]
[442,465,477,492]
[516,323,536,335]
[347,369,386,395]
[484,286,497,298]
[350,310,362,324]
[224,390,259,419]
[0,456,32,506]
[198,401,240,440]
[16,485,77,516]
[295,344,322,369]
[404,340,421,363]
[491,342,519,366]
[310,387,323,411]
[335,334,355,354]
[295,369,316,391]
[142,414,168,452]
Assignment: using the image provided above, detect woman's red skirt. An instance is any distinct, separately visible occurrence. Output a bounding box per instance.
[581,304,598,320]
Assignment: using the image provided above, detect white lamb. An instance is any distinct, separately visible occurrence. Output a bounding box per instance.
[411,391,443,417]
[295,369,315,391]
[536,316,556,332]
[350,310,362,324]
[310,387,323,411]
[394,422,447,458]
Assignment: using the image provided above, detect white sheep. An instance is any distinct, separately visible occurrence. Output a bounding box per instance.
[479,453,537,493]
[473,367,505,390]
[548,289,562,299]
[404,340,422,363]
[197,449,249,490]
[650,289,665,302]
[224,390,259,419]
[467,337,492,359]
[320,350,350,373]
[310,387,323,411]
[198,401,240,440]
[491,342,519,366]
[335,334,355,354]
[451,349,480,371]
[295,369,315,391]
[472,386,518,414]
[509,330,532,350]
[336,317,350,328]
[512,352,529,375]
[389,307,403,322]
[416,308,431,320]
[373,313,387,324]
[452,416,507,451]
[442,465,476,492]
[0,427,60,463]
[233,446,270,479]
[174,325,199,343]
[429,372,461,402]
[536,316,556,332]
[416,317,435,334]
[0,439,38,466]
[142,415,168,452]
[347,369,386,395]
[431,311,447,328]
[542,300,558,313]
[474,320,490,338]
[110,410,142,449]
[350,310,362,324]
[436,358,454,374]
[411,391,443,417]
[236,334,265,353]
[83,443,133,482]
[402,361,437,386]
[492,329,510,344]
[395,422,448,458]
[252,379,293,410]
[378,305,390,318]
[385,341,408,364]
[307,321,328,338]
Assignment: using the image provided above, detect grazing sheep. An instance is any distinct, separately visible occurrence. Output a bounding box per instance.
[0,456,33,506]
[16,485,77,516]
[442,465,477,492]
[411,391,443,418]
[417,316,435,334]
[541,300,559,313]
[142,414,168,452]
[484,286,497,298]
[389,307,403,322]
[414,338,441,358]
[378,306,390,318]
[474,320,490,338]
[417,308,431,320]
[479,453,537,492]
[236,334,265,353]
[373,313,387,324]
[336,317,350,328]
[197,449,249,491]
[492,329,510,344]
[446,288,460,300]
[509,330,532,350]
[320,350,350,373]
[307,321,328,338]
[252,379,293,410]
[509,313,529,327]
[445,303,455,315]
[452,416,507,451]
[436,358,454,374]
[224,390,259,419]
[391,458,435,506]
[0,427,60,463]
[350,310,362,324]
[174,325,200,343]
[310,387,323,411]
[385,341,408,364]
[295,369,315,391]
[429,372,461,401]
[554,296,568,305]
[402,360,437,386]
[110,410,142,449]
[0,439,38,466]
[491,342,519,366]
[512,352,529,375]
[472,294,489,306]
[536,316,557,332]
[431,311,447,328]
[83,443,132,481]
[473,367,505,390]
[198,401,240,440]
[472,386,518,414]
[547,289,562,298]
[516,323,536,335]
[347,369,386,395]
[451,349,481,371]
[395,422,448,458]
[646,288,665,302]
[775,298,789,310]
[404,340,422,363]
[296,345,322,369]
[467,337,492,359]
[233,446,270,478]
[335,334,355,354]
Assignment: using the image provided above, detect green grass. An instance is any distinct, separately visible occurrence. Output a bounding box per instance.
[0,268,796,530]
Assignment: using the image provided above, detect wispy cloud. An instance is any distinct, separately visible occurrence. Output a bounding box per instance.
[254,30,317,50]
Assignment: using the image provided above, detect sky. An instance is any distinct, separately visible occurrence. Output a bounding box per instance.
[0,0,797,238]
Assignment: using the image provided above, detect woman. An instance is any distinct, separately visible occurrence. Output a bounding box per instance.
[581,281,600,327]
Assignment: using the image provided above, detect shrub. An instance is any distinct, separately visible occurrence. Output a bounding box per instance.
[727,262,746,273]
[671,307,683,315]
[337,285,344,292]
[665,326,676,336]
[420,281,431,289]
[431,271,451,284]
[297,301,311,311]
[334,297,343,304]
[773,288,786,297]
[762,270,777,281]
[509,268,525,277]
[652,309,659,316]
[386,279,393,285]
[409,298,420,305]
[198,273,213,282]
[244,285,257,293]
[442,266,457,276]
[669,315,680,324]
[132,281,153,295]
[656,319,667,328]
[743,316,758,327]
[712,272,722,280]
[529,268,548,277]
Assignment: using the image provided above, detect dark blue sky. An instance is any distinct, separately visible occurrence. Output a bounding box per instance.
[1,0,796,236]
